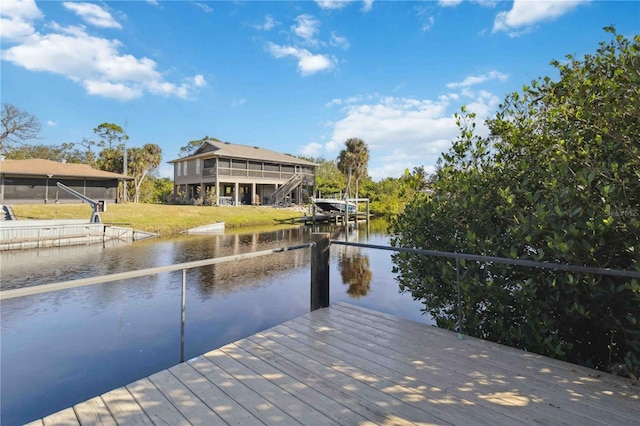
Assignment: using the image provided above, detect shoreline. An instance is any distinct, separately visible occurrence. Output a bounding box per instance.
[9,203,309,235]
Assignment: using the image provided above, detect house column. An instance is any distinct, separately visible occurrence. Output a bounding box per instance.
[234,182,239,206]
[252,183,256,205]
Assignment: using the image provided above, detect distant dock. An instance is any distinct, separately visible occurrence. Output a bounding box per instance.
[181,222,225,234]
[296,211,370,225]
[0,220,156,251]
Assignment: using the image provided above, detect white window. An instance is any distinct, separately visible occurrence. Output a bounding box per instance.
[196,158,201,174]
[183,160,188,175]
[177,162,181,176]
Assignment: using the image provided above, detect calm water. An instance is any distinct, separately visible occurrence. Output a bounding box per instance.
[0,220,433,425]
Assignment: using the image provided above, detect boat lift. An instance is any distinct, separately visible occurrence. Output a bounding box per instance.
[56,182,106,223]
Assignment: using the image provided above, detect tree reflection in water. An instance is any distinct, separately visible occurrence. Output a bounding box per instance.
[338,247,372,298]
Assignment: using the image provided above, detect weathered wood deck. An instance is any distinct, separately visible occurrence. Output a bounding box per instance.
[28,303,639,425]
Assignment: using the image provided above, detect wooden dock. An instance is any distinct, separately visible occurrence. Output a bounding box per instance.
[28,303,639,425]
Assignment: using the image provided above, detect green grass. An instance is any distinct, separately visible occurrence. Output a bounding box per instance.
[10,203,306,235]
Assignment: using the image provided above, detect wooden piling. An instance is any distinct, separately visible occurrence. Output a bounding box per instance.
[310,233,330,311]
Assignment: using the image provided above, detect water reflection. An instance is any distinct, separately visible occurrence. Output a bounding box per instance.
[1,220,433,425]
[338,248,372,298]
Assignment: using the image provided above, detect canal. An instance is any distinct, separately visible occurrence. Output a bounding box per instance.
[1,219,433,425]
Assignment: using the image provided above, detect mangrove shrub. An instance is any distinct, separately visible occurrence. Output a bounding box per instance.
[390,28,640,376]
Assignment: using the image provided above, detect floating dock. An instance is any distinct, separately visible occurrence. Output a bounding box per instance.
[28,303,639,425]
[182,221,225,234]
[0,220,156,251]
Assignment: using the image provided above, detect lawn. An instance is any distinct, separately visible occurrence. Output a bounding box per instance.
[10,203,307,235]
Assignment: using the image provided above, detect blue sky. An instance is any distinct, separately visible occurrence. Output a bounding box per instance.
[2,0,638,180]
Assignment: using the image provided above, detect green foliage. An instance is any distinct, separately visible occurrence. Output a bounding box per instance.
[390,29,640,376]
[148,176,174,203]
[366,168,430,217]
[5,143,86,163]
[97,147,123,173]
[337,138,370,199]
[314,157,347,197]
[178,136,220,158]
[128,143,162,203]
[93,122,128,150]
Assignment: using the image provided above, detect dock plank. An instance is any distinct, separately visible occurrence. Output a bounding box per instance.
[73,396,116,426]
[189,353,302,425]
[291,312,563,425]
[235,336,397,425]
[101,387,153,425]
[147,369,227,425]
[41,407,79,426]
[220,342,373,425]
[33,303,639,426]
[208,345,340,426]
[249,327,466,425]
[273,320,498,425]
[330,302,640,416]
[126,377,189,425]
[168,362,263,426]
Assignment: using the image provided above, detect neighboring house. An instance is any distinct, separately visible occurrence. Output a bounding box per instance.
[168,140,316,206]
[0,158,131,205]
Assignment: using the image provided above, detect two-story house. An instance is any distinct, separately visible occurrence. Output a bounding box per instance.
[168,140,316,206]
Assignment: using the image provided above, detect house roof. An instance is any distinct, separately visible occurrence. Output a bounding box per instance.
[0,159,131,179]
[168,140,316,167]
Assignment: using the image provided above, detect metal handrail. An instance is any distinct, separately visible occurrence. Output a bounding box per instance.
[331,240,640,279]
[1,241,314,363]
[0,242,314,301]
[331,239,640,339]
[3,237,638,361]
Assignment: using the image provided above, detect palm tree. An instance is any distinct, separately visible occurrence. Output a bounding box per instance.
[337,138,369,202]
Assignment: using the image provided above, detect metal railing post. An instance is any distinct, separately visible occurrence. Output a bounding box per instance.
[180,269,186,363]
[456,258,463,340]
[311,233,330,311]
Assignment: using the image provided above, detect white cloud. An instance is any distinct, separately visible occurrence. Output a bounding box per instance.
[46,120,58,127]
[0,0,43,41]
[315,0,349,10]
[254,15,279,31]
[370,161,436,183]
[299,142,323,158]
[146,0,159,5]
[84,80,141,100]
[493,0,587,35]
[446,70,508,88]
[232,98,246,107]
[422,16,435,31]
[330,32,350,49]
[292,14,320,45]
[415,6,435,31]
[266,42,335,75]
[2,20,206,101]
[191,74,207,87]
[306,90,499,180]
[194,2,213,13]
[361,0,373,13]
[1,0,42,20]
[62,2,122,29]
[439,0,463,7]
[472,0,498,7]
[315,0,373,11]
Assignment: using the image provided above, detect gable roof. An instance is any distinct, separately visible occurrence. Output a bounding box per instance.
[168,140,316,167]
[0,159,130,179]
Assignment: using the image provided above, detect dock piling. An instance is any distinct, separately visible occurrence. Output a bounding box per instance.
[310,233,330,311]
